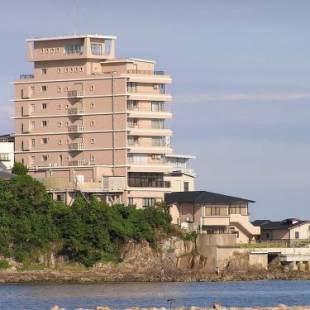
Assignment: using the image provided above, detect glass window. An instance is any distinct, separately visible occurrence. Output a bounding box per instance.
[42,103,47,109]
[41,85,47,91]
[184,182,189,192]
[143,198,156,208]
[151,102,164,112]
[42,120,47,127]
[91,43,103,55]
[41,68,47,75]
[64,44,83,54]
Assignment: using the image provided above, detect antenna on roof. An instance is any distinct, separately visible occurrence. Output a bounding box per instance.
[74,0,80,35]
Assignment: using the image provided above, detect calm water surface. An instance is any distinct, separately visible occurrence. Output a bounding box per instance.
[0,280,310,310]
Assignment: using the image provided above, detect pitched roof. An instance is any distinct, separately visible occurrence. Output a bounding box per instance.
[165,191,255,205]
[0,169,15,180]
[253,218,310,230]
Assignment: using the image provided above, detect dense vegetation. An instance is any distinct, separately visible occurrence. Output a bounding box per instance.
[0,173,172,267]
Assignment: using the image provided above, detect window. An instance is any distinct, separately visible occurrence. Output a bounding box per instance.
[56,193,65,202]
[42,155,48,161]
[64,44,83,54]
[90,138,95,144]
[143,198,156,208]
[184,182,189,192]
[90,155,95,162]
[90,120,95,127]
[128,118,138,128]
[91,43,103,55]
[127,100,138,111]
[295,231,300,239]
[128,198,134,206]
[42,138,48,144]
[57,68,61,73]
[151,120,164,129]
[128,136,139,146]
[90,103,95,109]
[80,67,83,72]
[31,121,35,129]
[127,82,137,92]
[31,104,35,113]
[159,84,165,94]
[151,102,164,112]
[90,85,94,91]
[41,85,47,92]
[42,120,47,127]
[42,103,47,109]
[65,67,69,73]
[31,139,36,147]
[57,87,61,93]
[152,137,165,147]
[58,140,62,145]
[57,121,62,128]
[41,68,47,75]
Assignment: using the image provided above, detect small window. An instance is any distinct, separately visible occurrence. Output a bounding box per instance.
[65,105,69,110]
[295,231,300,239]
[90,85,94,91]
[58,140,62,145]
[184,182,189,192]
[41,85,47,92]
[65,68,69,73]
[90,103,95,109]
[45,48,48,53]
[143,198,156,208]
[42,120,47,127]
[57,68,61,73]
[41,68,47,75]
[56,194,65,202]
[75,67,78,72]
[31,139,36,147]
[42,155,48,161]
[90,155,95,162]
[31,121,35,129]
[80,67,83,72]
[90,120,95,127]
[42,103,47,109]
[42,138,48,144]
[128,198,134,206]
[57,122,62,128]
[57,87,61,93]
[90,138,95,144]
[70,67,74,72]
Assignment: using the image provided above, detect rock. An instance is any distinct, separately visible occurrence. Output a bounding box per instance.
[50,306,60,310]
[96,307,111,310]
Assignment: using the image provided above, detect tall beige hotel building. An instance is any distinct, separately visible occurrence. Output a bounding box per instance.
[14,34,195,207]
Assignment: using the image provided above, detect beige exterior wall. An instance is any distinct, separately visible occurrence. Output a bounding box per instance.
[14,34,195,206]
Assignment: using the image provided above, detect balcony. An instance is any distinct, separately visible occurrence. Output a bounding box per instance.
[20,74,34,80]
[67,90,83,99]
[68,160,89,166]
[68,125,85,133]
[0,153,10,161]
[68,143,85,151]
[68,108,85,116]
[128,178,170,188]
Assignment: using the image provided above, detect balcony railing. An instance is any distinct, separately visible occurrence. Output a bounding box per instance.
[68,108,85,115]
[127,70,166,75]
[0,153,10,161]
[68,143,85,151]
[67,90,83,98]
[68,125,85,133]
[20,74,34,79]
[128,179,170,188]
[68,160,89,166]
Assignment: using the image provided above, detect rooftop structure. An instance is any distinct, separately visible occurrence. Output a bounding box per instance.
[13,34,195,207]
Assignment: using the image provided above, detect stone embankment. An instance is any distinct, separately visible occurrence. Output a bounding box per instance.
[50,305,310,310]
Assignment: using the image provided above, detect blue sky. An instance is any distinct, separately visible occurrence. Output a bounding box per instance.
[1,0,310,219]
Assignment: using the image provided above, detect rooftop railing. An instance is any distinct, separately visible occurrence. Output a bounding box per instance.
[128,178,170,188]
[20,74,34,79]
[127,70,166,75]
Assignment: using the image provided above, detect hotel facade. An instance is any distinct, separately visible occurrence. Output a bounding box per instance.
[14,34,195,207]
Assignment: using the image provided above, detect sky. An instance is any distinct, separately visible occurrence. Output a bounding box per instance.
[0,0,310,219]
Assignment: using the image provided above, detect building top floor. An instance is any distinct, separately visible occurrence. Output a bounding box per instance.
[26,34,117,62]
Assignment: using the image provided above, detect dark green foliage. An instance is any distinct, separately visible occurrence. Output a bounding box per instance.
[11,162,28,175]
[0,176,172,267]
[0,259,9,269]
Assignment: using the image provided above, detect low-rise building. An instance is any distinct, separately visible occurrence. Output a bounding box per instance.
[0,134,15,171]
[252,218,310,244]
[165,191,260,243]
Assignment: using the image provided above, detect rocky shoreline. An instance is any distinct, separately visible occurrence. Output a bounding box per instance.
[1,269,310,284]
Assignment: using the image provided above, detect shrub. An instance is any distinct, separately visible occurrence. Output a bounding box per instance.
[0,259,9,269]
[12,162,28,176]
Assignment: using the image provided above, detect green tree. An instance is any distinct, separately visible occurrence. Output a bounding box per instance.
[12,162,28,175]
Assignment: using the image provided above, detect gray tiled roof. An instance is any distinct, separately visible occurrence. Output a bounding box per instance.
[165,191,255,205]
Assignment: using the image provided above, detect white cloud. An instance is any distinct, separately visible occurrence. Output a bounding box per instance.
[175,92,310,104]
